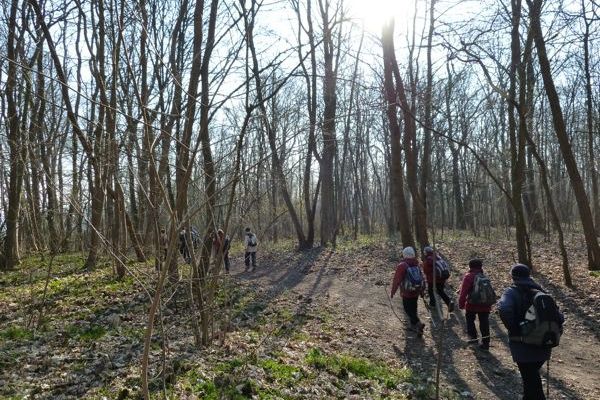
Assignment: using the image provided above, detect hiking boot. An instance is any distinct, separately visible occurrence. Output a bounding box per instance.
[448,302,455,313]
[478,343,490,351]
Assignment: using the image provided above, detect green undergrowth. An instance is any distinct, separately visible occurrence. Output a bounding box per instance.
[66,324,107,341]
[591,270,600,278]
[306,347,412,389]
[0,326,33,342]
[335,233,391,253]
[167,346,443,399]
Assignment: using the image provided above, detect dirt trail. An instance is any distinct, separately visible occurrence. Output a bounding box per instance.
[238,243,600,399]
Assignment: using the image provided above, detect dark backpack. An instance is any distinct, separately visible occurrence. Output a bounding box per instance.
[468,273,497,306]
[515,289,562,348]
[402,263,424,293]
[434,257,450,280]
[248,234,257,247]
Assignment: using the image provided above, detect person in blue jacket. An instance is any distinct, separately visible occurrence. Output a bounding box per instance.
[497,264,564,400]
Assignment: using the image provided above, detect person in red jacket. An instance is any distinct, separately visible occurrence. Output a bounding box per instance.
[422,246,454,312]
[391,246,426,335]
[458,258,492,350]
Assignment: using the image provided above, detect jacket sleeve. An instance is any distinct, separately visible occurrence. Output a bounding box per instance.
[458,273,472,309]
[497,288,519,335]
[391,263,405,298]
[422,257,433,284]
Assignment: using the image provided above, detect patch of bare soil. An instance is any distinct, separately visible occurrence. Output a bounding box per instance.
[244,234,600,399]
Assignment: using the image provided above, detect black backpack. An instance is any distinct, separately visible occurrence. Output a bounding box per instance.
[514,288,562,348]
[248,234,257,247]
[468,273,497,306]
[434,257,450,280]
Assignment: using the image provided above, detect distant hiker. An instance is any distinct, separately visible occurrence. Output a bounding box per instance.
[391,246,426,337]
[422,246,454,312]
[244,227,258,272]
[458,259,495,350]
[213,229,231,273]
[159,228,168,261]
[497,264,564,400]
[179,228,190,263]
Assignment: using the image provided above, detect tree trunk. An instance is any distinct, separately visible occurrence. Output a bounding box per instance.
[382,21,413,247]
[2,0,24,270]
[318,0,338,247]
[528,0,600,270]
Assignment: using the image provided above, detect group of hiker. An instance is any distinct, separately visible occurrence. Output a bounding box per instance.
[159,226,259,273]
[390,246,564,400]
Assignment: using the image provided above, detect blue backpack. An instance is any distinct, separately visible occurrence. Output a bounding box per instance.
[403,263,424,293]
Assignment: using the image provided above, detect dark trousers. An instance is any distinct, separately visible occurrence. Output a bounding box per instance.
[180,244,190,262]
[244,251,256,267]
[428,282,451,306]
[224,254,230,272]
[465,311,490,345]
[517,361,546,400]
[402,297,420,325]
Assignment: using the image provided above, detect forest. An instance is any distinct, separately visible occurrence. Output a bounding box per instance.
[1,0,599,399]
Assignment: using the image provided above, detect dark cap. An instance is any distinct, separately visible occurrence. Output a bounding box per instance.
[511,264,530,280]
[469,259,483,269]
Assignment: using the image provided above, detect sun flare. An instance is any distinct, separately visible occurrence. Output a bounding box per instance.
[347,0,407,33]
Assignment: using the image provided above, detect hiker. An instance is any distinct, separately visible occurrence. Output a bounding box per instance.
[179,228,190,263]
[497,264,564,400]
[243,227,258,272]
[159,228,168,261]
[422,246,454,312]
[390,246,426,336]
[213,229,231,273]
[458,259,494,350]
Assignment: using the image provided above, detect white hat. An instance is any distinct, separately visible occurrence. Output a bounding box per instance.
[402,246,416,258]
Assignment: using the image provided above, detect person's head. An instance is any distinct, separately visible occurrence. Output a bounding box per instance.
[511,264,532,284]
[217,229,224,237]
[245,227,251,234]
[402,246,416,259]
[423,246,434,255]
[160,228,165,234]
[468,258,483,270]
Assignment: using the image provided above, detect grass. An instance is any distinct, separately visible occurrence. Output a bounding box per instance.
[0,326,33,341]
[66,324,107,341]
[306,347,412,389]
[259,358,301,386]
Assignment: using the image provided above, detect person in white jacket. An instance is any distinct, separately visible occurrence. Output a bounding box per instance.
[244,227,258,272]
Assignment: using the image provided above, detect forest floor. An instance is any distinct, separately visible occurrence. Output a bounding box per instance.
[0,231,599,399]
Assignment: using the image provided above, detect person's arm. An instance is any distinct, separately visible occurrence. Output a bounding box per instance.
[422,257,432,285]
[390,263,405,298]
[497,288,518,334]
[458,273,472,309]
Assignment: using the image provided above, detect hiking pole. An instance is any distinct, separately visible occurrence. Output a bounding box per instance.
[384,285,405,324]
[421,293,437,329]
[546,356,550,399]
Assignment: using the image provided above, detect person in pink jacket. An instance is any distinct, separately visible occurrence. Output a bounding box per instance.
[458,259,492,350]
